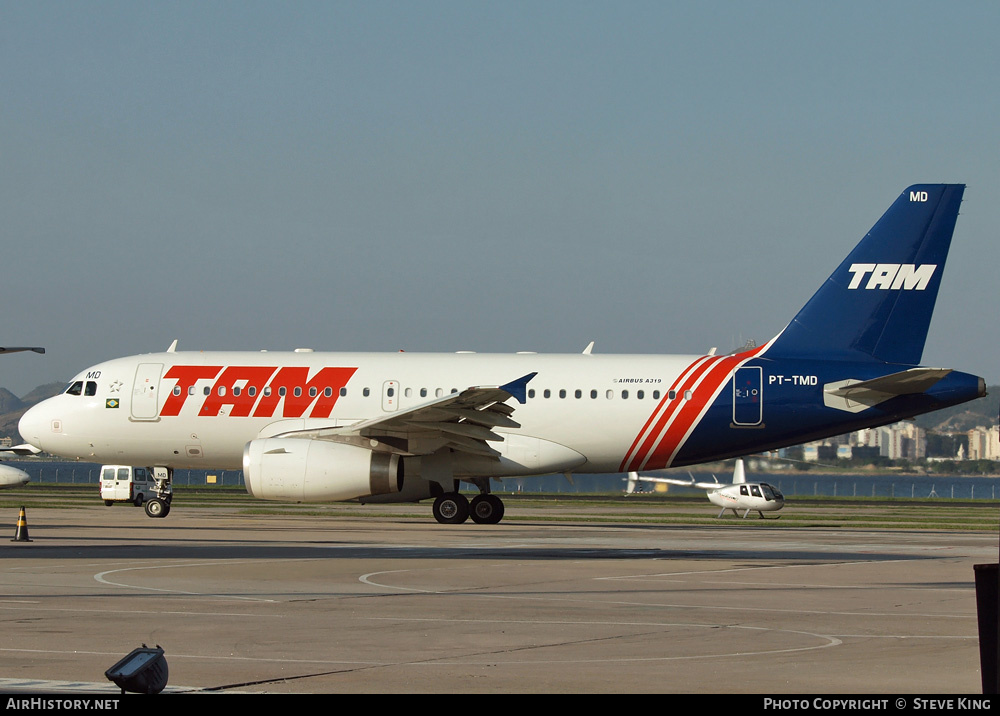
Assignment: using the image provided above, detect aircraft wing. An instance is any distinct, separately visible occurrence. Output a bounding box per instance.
[824,368,953,412]
[0,347,45,355]
[273,372,537,459]
[0,443,41,456]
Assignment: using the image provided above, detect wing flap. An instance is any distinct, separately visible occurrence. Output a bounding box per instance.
[268,372,536,460]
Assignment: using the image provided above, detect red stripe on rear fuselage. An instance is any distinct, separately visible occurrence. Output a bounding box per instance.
[621,343,770,471]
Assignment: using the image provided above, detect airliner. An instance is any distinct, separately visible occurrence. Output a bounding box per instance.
[0,346,45,488]
[17,185,986,523]
[0,464,30,489]
[627,459,785,518]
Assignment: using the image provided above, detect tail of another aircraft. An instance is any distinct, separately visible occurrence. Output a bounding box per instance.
[767,184,965,365]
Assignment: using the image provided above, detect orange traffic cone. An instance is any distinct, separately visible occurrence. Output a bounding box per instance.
[12,506,31,542]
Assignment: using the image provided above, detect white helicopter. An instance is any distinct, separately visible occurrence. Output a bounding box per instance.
[626,458,785,518]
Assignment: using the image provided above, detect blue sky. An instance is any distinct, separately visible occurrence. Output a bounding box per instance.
[2,1,998,397]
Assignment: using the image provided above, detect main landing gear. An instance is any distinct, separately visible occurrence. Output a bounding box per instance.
[432,492,505,525]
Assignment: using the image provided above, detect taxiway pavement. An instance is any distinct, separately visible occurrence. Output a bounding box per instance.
[0,503,995,694]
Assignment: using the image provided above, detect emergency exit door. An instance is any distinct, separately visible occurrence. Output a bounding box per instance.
[732,367,762,426]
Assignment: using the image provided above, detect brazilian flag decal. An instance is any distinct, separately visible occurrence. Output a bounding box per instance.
[106,398,119,409]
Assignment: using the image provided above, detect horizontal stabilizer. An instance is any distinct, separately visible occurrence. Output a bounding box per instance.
[823,368,952,413]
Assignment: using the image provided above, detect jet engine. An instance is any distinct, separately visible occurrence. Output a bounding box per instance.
[243,438,402,502]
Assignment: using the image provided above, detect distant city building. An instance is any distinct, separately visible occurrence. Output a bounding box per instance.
[966,425,1000,461]
[804,421,931,461]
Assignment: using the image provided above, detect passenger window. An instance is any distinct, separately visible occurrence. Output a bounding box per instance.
[621,390,628,399]
[653,390,660,399]
[543,389,551,398]
[294,387,302,397]
[309,387,317,397]
[233,386,241,396]
[340,387,347,396]
[740,485,749,496]
[750,485,762,497]
[684,390,692,400]
[66,381,83,396]
[363,388,371,397]
[637,390,644,399]
[324,387,332,397]
[606,390,613,399]
[668,390,676,400]
[590,390,597,399]
[559,389,566,398]
[419,388,427,397]
[574,389,582,398]
[172,386,182,396]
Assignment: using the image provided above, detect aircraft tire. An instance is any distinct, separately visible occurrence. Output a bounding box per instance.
[144,498,165,519]
[432,493,469,525]
[470,494,504,524]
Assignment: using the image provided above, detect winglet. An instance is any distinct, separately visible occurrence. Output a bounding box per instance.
[500,372,537,404]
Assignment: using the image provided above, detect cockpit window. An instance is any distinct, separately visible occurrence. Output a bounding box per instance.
[761,483,783,500]
[65,381,83,396]
[85,381,97,396]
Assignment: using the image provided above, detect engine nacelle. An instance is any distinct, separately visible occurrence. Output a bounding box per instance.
[243,438,402,502]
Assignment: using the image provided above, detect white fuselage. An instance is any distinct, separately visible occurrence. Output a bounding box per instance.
[0,463,30,489]
[706,483,784,513]
[20,349,743,477]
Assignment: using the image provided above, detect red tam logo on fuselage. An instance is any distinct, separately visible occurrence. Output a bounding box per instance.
[159,365,358,418]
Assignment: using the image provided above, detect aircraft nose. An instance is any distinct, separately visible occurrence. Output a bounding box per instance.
[18,401,53,451]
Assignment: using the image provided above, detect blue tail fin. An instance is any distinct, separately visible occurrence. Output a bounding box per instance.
[767,184,965,365]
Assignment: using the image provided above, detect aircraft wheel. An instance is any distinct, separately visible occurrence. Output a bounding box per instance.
[470,494,504,524]
[432,493,469,524]
[144,498,165,519]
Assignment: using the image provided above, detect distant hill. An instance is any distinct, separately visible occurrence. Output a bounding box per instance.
[911,386,999,432]
[0,382,65,441]
[0,388,25,415]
